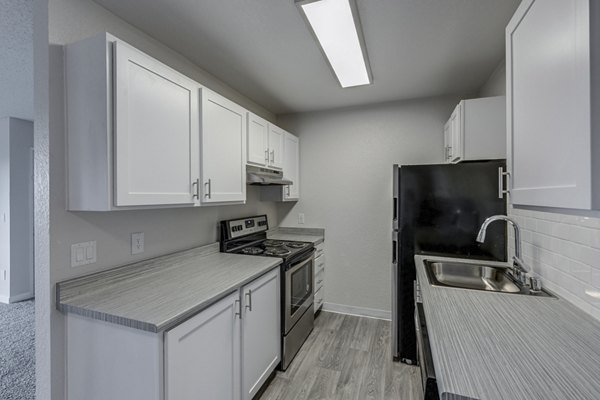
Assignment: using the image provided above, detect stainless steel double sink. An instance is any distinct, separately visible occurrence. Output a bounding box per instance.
[423,260,555,298]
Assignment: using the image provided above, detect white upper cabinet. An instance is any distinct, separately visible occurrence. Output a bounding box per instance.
[200,89,247,205]
[267,125,284,170]
[247,113,269,166]
[114,41,200,207]
[260,131,301,202]
[443,97,506,164]
[65,33,200,211]
[283,132,300,201]
[246,112,284,170]
[507,0,599,209]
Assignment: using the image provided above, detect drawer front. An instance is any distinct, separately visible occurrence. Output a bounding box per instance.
[315,243,324,258]
[315,254,325,275]
[314,287,324,312]
[314,270,324,291]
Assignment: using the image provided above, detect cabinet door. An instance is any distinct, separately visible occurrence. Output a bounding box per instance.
[267,125,284,170]
[114,41,199,206]
[165,292,241,400]
[449,103,463,163]
[283,132,300,201]
[507,0,592,209]
[247,113,268,167]
[443,121,451,163]
[201,89,247,204]
[241,268,280,400]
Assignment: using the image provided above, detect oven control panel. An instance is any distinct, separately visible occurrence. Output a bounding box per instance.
[226,215,268,239]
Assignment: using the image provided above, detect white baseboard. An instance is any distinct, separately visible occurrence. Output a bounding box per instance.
[322,302,391,320]
[0,292,34,304]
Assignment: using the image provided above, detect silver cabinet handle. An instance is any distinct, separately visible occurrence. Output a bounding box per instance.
[270,149,274,163]
[245,289,252,311]
[234,299,241,319]
[265,149,269,164]
[498,167,510,199]
[192,178,199,199]
[286,185,290,196]
[204,179,211,199]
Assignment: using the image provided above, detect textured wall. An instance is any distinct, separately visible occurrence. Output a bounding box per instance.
[277,96,459,315]
[0,0,33,120]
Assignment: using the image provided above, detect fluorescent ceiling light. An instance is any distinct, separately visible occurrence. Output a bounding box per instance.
[297,0,372,88]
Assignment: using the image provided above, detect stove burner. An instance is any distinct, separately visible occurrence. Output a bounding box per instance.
[264,240,286,247]
[264,248,292,257]
[285,242,308,249]
[240,247,264,255]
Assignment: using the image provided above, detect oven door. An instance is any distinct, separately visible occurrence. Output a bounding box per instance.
[284,254,314,333]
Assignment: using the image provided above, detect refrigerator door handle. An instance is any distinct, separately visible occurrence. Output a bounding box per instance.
[498,167,511,199]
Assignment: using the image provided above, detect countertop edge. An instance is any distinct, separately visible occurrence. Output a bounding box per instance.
[57,245,282,333]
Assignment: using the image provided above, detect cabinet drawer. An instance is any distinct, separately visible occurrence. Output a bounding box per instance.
[315,254,325,275]
[315,244,324,258]
[314,287,324,312]
[314,270,324,291]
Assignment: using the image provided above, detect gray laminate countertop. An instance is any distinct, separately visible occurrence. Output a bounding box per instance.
[415,254,600,400]
[57,243,281,333]
[268,227,324,245]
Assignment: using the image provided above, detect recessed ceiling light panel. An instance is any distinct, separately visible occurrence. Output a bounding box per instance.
[296,0,373,88]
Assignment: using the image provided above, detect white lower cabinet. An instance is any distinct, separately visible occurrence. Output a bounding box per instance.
[66,268,281,400]
[314,243,325,314]
[165,291,241,400]
[241,269,281,400]
[165,268,280,400]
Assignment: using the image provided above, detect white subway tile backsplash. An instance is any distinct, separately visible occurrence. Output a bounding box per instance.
[509,205,600,322]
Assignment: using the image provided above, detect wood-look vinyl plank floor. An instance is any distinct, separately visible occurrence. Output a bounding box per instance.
[259,312,421,400]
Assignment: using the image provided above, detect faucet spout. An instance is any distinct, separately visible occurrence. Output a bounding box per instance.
[476,215,529,273]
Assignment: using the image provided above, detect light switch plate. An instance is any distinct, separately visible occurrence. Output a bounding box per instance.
[298,213,305,225]
[131,232,144,255]
[71,241,96,267]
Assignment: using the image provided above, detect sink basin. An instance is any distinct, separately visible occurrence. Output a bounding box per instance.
[424,261,521,293]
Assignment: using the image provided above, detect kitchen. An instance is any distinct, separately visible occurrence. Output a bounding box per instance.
[4,0,598,399]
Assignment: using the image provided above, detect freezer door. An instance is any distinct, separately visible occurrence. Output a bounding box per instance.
[391,230,399,359]
[393,165,399,231]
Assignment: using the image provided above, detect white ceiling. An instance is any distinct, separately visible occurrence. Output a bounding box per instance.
[93,0,520,114]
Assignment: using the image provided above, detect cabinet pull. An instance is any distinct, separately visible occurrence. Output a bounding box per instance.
[234,299,241,319]
[245,289,252,311]
[265,149,269,164]
[205,179,212,199]
[192,178,199,199]
[270,150,275,163]
[286,185,290,197]
[498,167,510,199]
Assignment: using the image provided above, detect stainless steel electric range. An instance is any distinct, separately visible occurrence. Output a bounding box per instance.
[220,215,315,370]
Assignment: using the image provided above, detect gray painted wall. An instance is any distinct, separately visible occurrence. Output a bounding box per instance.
[36,0,285,398]
[479,60,506,97]
[277,96,459,314]
[0,0,33,120]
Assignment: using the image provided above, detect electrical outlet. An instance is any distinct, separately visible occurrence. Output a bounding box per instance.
[131,232,144,255]
[71,241,96,267]
[298,213,305,225]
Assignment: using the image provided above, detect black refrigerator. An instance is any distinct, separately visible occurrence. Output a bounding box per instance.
[392,160,507,364]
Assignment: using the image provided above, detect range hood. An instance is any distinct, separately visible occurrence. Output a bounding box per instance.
[247,165,293,186]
